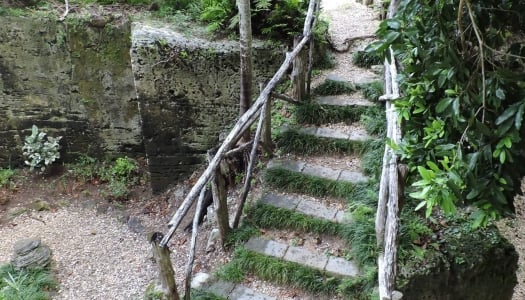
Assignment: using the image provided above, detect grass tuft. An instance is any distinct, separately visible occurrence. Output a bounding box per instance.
[217,248,373,299]
[313,79,356,96]
[358,81,384,102]
[339,204,378,267]
[190,289,228,300]
[295,102,370,125]
[247,203,341,235]
[275,130,367,156]
[0,264,56,300]
[264,167,369,200]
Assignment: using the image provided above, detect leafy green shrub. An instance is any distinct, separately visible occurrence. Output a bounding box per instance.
[0,168,14,188]
[22,125,62,172]
[110,156,138,183]
[368,0,525,224]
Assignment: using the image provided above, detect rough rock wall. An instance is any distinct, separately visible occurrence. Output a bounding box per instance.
[0,16,142,165]
[0,16,283,192]
[399,218,518,300]
[131,23,283,192]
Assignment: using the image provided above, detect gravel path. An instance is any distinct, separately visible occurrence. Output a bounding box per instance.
[0,208,156,300]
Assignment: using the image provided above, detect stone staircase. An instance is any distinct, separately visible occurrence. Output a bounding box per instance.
[192,1,381,299]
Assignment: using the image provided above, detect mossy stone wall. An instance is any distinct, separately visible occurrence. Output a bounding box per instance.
[131,22,283,192]
[0,16,142,165]
[0,16,282,192]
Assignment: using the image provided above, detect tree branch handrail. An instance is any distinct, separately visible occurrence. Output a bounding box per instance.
[376,0,403,299]
[159,0,319,248]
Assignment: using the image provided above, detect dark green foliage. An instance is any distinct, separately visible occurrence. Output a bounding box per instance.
[360,105,386,136]
[361,139,385,178]
[0,264,56,300]
[295,102,369,125]
[248,203,341,235]
[340,204,377,267]
[368,0,525,223]
[198,0,309,39]
[352,50,382,68]
[313,79,356,96]
[276,130,367,155]
[358,81,383,102]
[264,167,369,199]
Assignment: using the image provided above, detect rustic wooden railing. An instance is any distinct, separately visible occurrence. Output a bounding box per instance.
[150,0,321,298]
[375,0,404,299]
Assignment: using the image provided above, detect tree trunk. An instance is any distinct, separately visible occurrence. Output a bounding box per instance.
[238,0,253,142]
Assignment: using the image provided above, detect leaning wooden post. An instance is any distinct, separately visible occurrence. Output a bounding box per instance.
[259,82,273,155]
[207,152,231,246]
[183,187,207,300]
[150,232,180,300]
[306,0,321,97]
[291,34,307,102]
[233,97,268,229]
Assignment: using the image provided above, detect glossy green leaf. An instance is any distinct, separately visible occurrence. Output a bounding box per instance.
[435,98,452,113]
[495,105,517,125]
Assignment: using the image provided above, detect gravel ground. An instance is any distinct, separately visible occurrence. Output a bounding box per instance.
[0,208,157,300]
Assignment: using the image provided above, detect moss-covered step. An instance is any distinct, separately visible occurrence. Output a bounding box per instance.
[276,127,373,156]
[267,158,368,184]
[256,192,348,224]
[295,99,375,125]
[191,272,275,300]
[245,237,359,278]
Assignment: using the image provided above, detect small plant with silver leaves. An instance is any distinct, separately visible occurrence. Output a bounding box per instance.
[22,125,62,172]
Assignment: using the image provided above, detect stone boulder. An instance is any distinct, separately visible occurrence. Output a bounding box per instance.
[11,238,52,270]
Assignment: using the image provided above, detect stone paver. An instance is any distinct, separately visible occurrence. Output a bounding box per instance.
[316,94,374,107]
[338,170,368,183]
[245,237,288,258]
[302,164,341,181]
[315,127,351,140]
[229,285,277,300]
[267,159,305,173]
[284,245,328,270]
[207,280,236,297]
[325,256,360,277]
[259,193,347,224]
[260,193,300,210]
[334,210,348,223]
[296,200,338,221]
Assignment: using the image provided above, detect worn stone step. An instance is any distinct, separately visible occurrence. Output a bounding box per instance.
[192,272,277,300]
[259,192,348,223]
[314,92,375,107]
[267,158,368,184]
[297,125,371,142]
[244,236,360,278]
[317,72,380,89]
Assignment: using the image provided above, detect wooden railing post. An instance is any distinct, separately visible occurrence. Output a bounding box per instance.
[291,34,307,102]
[150,232,180,300]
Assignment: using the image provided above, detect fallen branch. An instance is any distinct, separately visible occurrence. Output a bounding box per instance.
[271,92,302,105]
[328,34,377,53]
[58,0,69,22]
